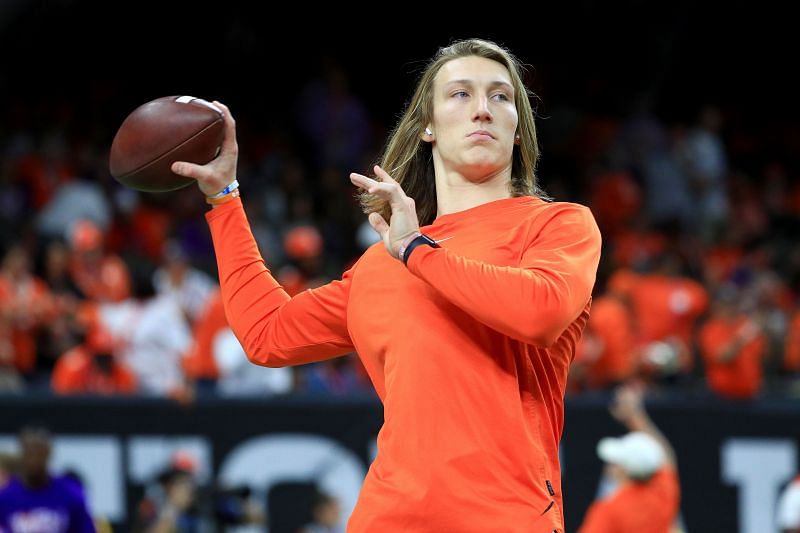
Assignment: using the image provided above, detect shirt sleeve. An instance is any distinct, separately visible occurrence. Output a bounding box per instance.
[206,198,354,367]
[407,204,601,347]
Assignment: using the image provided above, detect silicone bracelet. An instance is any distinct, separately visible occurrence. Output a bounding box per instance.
[206,188,240,206]
[207,179,240,199]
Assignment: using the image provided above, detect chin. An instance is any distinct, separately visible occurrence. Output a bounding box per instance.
[460,166,503,183]
[461,155,504,173]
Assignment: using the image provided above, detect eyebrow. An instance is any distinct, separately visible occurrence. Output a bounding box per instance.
[443,79,514,91]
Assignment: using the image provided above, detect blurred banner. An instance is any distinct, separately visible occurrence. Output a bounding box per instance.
[1,395,798,533]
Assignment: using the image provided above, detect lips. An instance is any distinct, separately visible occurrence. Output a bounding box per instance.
[468,130,494,141]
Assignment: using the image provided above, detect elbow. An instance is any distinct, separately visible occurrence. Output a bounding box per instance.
[528,329,564,349]
[236,328,285,368]
[226,307,290,367]
[244,346,269,366]
[519,319,568,348]
[519,279,587,347]
[243,345,288,368]
[518,303,576,348]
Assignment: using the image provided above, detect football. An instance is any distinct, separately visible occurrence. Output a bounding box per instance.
[109,96,224,192]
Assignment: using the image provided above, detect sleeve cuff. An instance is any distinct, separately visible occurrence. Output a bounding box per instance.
[205,196,244,223]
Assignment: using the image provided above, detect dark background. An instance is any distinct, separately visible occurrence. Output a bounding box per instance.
[1,1,796,159]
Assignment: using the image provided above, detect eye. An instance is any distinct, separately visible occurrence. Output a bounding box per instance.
[452,90,469,98]
[492,93,511,102]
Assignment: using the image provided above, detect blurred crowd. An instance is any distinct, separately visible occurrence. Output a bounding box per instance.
[0,425,345,533]
[0,60,799,403]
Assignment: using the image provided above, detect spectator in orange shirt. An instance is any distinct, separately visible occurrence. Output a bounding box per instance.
[571,291,636,391]
[68,219,131,303]
[785,311,800,374]
[698,285,766,400]
[172,38,601,532]
[51,327,137,395]
[589,169,642,241]
[579,384,681,533]
[620,252,708,381]
[277,225,329,297]
[0,245,53,377]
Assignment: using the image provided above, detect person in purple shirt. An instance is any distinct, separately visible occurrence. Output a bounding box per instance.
[0,426,95,533]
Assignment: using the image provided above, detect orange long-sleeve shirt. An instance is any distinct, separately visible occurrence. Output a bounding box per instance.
[578,467,680,533]
[207,196,601,532]
[699,316,766,399]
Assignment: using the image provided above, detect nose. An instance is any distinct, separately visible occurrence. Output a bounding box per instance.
[472,95,493,123]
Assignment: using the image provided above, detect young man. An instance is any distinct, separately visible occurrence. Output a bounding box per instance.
[173,39,601,532]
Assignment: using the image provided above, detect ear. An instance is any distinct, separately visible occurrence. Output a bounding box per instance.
[514,133,521,145]
[421,125,434,143]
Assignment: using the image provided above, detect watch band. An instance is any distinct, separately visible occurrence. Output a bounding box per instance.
[401,233,440,265]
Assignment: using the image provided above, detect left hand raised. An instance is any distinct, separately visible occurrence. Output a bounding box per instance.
[350,165,420,259]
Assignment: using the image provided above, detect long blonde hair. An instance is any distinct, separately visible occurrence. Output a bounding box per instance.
[358,38,547,226]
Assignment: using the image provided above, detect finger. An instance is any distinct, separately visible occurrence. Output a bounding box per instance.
[372,166,412,210]
[350,173,390,195]
[368,212,389,237]
[374,165,398,185]
[171,161,215,181]
[349,172,376,190]
[351,173,409,211]
[212,100,238,154]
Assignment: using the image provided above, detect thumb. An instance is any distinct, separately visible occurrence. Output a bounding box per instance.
[171,161,214,181]
[368,212,389,238]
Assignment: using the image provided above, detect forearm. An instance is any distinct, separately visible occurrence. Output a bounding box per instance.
[206,199,354,366]
[406,246,594,347]
[207,198,290,360]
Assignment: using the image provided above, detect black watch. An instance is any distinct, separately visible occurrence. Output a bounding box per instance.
[401,234,440,266]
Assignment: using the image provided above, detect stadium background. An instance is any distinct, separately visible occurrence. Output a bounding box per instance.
[1,2,798,532]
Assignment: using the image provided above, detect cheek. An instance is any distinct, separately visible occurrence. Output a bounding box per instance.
[433,104,460,128]
[503,109,519,131]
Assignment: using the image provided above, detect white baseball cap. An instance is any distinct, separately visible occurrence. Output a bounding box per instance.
[597,431,665,480]
[777,479,800,529]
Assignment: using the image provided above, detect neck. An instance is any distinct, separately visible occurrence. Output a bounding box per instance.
[434,165,512,218]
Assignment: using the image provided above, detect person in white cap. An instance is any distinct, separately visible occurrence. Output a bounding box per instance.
[578,384,681,533]
[777,474,800,533]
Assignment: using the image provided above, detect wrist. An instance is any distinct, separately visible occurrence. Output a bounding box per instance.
[398,232,421,261]
[207,178,239,199]
[400,233,440,265]
[206,188,240,207]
